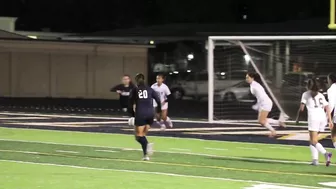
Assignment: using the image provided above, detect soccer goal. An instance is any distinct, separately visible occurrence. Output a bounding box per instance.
[207,35,336,123]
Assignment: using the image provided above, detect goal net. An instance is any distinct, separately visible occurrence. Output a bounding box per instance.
[208,36,336,123]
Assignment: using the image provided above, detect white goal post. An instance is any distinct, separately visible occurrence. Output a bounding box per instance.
[207,35,336,123]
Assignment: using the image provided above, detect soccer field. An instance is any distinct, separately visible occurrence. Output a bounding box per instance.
[0,127,335,189]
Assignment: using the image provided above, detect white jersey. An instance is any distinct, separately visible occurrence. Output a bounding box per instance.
[327,83,336,121]
[250,81,273,106]
[301,91,328,122]
[151,83,171,108]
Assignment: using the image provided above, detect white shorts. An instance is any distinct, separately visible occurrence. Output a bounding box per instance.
[258,102,273,112]
[308,119,327,132]
[154,103,168,110]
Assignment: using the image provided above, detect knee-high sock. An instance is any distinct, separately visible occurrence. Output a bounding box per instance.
[309,145,319,160]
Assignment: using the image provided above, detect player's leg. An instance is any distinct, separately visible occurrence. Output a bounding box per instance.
[161,103,173,128]
[332,116,336,149]
[134,118,150,160]
[309,121,332,166]
[155,109,166,131]
[144,118,154,157]
[332,126,336,149]
[258,110,276,137]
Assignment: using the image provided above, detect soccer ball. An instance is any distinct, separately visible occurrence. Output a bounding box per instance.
[128,117,135,126]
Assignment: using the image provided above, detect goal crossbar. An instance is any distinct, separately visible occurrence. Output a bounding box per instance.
[209,36,336,41]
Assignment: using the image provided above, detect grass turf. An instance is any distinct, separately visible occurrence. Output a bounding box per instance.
[0,127,334,189]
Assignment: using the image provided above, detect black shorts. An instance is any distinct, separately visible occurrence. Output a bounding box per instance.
[135,116,154,126]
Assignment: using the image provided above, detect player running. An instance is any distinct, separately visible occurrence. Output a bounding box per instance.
[327,73,336,150]
[151,74,173,130]
[128,73,162,161]
[300,79,333,166]
[245,72,285,137]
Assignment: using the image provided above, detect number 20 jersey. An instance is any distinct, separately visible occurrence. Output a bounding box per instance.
[130,85,161,118]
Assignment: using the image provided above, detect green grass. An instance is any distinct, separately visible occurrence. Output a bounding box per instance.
[0,127,334,189]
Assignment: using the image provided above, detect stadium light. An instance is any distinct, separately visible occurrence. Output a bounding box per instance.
[187,70,191,72]
[187,54,194,60]
[149,40,155,45]
[244,55,251,64]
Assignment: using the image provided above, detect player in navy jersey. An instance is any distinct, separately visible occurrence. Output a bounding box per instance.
[110,75,135,112]
[128,73,161,161]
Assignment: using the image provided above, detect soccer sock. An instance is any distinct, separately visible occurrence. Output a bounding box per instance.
[267,118,280,126]
[263,122,275,132]
[138,136,148,155]
[333,142,336,149]
[309,145,319,160]
[315,143,327,154]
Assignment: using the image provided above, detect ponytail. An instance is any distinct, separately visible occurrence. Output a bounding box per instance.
[308,79,319,98]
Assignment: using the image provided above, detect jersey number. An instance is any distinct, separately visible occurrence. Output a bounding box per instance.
[313,98,324,108]
[138,90,148,99]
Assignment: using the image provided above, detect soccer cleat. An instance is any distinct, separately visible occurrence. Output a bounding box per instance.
[146,143,154,156]
[142,156,150,161]
[268,130,276,138]
[160,124,166,131]
[325,152,332,166]
[310,160,319,166]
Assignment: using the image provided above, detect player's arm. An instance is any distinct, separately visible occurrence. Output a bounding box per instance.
[127,89,136,117]
[322,95,333,128]
[110,84,122,93]
[152,89,162,113]
[163,85,172,105]
[299,93,307,112]
[328,88,335,113]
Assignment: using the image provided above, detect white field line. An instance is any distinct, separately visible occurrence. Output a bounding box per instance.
[186,130,308,135]
[55,150,79,154]
[96,149,117,153]
[123,127,266,132]
[0,138,320,166]
[205,147,229,151]
[5,121,127,125]
[0,127,327,149]
[237,147,261,151]
[0,112,310,127]
[0,159,325,189]
[169,148,191,151]
[269,146,293,150]
[0,117,50,120]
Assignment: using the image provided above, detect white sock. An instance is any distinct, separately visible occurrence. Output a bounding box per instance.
[315,143,327,154]
[333,142,336,149]
[309,145,319,160]
[267,118,280,126]
[165,116,172,125]
[263,122,275,132]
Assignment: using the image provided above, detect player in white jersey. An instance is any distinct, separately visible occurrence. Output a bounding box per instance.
[300,79,333,166]
[151,74,173,130]
[327,73,336,149]
[246,72,285,137]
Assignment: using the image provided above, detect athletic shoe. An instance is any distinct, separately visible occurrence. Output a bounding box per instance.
[160,124,166,131]
[142,156,150,161]
[310,160,318,166]
[147,143,154,156]
[325,152,332,166]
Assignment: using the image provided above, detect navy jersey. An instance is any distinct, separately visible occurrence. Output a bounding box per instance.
[128,84,161,117]
[110,84,136,108]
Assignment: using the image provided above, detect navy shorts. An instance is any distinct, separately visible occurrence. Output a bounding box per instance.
[135,116,154,126]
